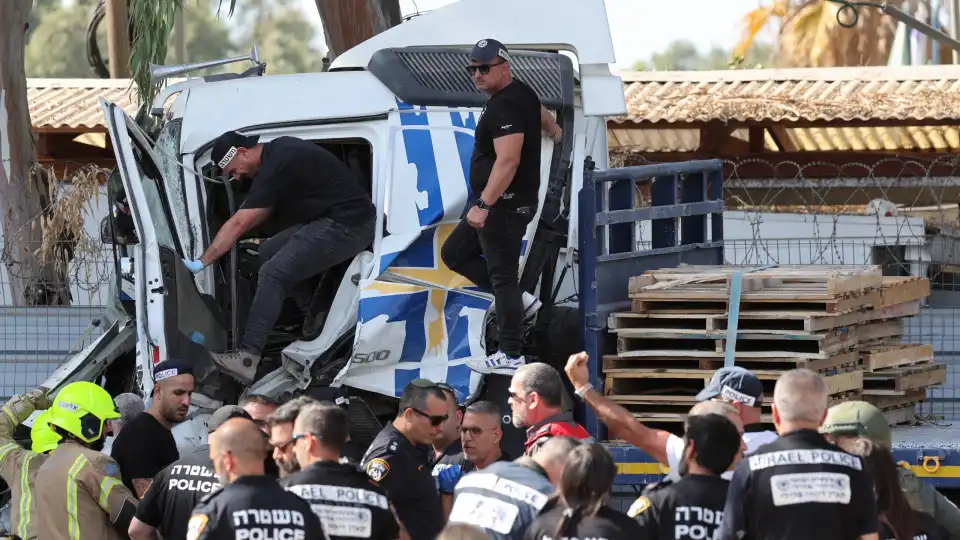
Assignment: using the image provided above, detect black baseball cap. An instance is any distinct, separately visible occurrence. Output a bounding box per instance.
[210,130,260,169]
[207,405,252,433]
[470,38,510,64]
[152,359,193,382]
[696,366,764,407]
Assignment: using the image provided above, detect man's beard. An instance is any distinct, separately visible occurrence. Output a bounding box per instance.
[279,458,300,478]
[217,471,230,486]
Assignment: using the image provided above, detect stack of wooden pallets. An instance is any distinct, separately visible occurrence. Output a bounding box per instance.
[605,265,943,428]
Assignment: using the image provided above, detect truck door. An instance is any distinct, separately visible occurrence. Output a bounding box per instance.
[101,101,225,396]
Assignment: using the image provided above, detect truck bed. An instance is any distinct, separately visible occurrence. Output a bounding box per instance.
[608,424,960,488]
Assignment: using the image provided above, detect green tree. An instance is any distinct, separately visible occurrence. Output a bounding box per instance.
[235,0,325,75]
[25,3,99,77]
[24,0,235,78]
[631,40,780,71]
[164,1,236,71]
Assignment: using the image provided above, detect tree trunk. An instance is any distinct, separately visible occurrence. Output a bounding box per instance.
[314,0,402,62]
[0,0,70,305]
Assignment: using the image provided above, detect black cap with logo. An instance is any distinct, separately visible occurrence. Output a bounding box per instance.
[470,38,510,64]
[210,130,260,169]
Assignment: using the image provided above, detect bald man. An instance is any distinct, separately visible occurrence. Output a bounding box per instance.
[186,418,325,540]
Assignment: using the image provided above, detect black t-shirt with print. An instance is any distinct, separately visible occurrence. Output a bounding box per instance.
[469,79,543,209]
[525,505,644,540]
[241,136,375,226]
[111,412,180,494]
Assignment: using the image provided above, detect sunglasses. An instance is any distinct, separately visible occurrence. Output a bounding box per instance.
[411,408,448,427]
[271,438,295,452]
[461,426,494,437]
[467,60,505,75]
[291,432,320,443]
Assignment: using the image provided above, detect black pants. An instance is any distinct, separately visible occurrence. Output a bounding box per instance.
[441,206,532,357]
[241,216,375,354]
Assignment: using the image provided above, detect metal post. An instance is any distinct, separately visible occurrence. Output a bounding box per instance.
[105,0,131,78]
[174,7,187,65]
[951,0,960,62]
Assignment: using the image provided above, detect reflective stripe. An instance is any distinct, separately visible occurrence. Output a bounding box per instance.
[66,455,89,540]
[17,453,37,538]
[17,453,34,539]
[0,443,18,463]
[98,476,121,512]
[1,405,16,426]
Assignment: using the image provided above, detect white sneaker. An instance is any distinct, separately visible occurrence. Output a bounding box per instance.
[467,351,526,375]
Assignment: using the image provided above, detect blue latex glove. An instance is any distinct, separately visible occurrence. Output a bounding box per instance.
[437,463,464,494]
[184,259,204,274]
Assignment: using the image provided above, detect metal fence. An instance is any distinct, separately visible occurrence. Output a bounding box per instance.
[0,239,114,400]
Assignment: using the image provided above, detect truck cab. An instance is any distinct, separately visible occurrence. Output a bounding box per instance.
[43,0,627,453]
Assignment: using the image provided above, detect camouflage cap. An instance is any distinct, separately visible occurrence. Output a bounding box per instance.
[820,401,891,448]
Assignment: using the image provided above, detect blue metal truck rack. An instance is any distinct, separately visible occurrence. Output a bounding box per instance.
[577,158,960,490]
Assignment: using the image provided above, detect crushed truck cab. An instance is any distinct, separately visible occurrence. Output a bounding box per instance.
[41,0,624,454]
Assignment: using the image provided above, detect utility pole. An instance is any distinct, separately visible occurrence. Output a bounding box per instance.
[105,0,131,78]
[174,7,187,64]
[951,0,960,63]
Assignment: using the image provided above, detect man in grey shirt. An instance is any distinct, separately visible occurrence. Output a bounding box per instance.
[448,436,578,540]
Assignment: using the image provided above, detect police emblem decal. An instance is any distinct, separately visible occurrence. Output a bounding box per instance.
[366,458,390,482]
[627,496,651,518]
[478,39,488,48]
[186,514,208,540]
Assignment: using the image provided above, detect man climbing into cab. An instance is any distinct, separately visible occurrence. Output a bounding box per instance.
[184,132,377,383]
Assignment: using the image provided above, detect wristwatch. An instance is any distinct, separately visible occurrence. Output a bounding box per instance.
[473,199,492,211]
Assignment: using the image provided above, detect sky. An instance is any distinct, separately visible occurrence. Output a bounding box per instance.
[295,0,774,70]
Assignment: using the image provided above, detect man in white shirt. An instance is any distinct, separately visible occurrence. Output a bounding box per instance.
[564,353,778,476]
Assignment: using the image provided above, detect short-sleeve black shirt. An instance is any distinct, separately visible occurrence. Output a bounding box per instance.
[188,475,326,540]
[136,446,220,540]
[283,459,400,540]
[241,136,375,226]
[361,423,442,540]
[111,412,179,494]
[525,505,644,540]
[630,474,730,540]
[718,429,879,540]
[470,80,543,209]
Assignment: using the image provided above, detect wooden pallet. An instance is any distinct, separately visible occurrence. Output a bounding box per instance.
[609,300,918,333]
[856,320,904,346]
[860,344,934,372]
[876,277,931,309]
[604,351,859,373]
[882,405,917,425]
[631,265,883,297]
[605,366,863,397]
[864,389,927,410]
[863,362,946,394]
[614,327,857,359]
[610,389,863,415]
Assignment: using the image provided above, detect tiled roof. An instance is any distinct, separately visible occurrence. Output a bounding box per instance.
[28,78,139,131]
[615,65,960,125]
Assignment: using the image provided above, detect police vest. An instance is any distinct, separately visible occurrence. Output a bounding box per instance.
[187,475,327,540]
[449,460,555,540]
[283,459,399,540]
[720,429,880,540]
[629,474,729,540]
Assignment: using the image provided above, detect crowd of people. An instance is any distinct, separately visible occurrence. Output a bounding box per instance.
[0,350,956,540]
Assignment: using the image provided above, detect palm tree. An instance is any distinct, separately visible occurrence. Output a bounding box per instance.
[736,0,906,67]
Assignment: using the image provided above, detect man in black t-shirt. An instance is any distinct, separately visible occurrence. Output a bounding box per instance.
[629,414,741,540]
[187,132,377,384]
[128,405,251,540]
[441,38,563,376]
[112,360,194,497]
